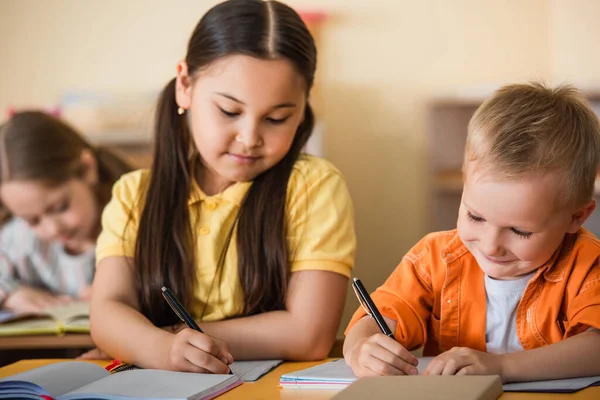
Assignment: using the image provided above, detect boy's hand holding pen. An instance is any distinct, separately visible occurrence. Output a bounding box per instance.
[347,278,419,377]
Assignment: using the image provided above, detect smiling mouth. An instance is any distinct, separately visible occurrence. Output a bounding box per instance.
[229,153,260,163]
[483,255,512,265]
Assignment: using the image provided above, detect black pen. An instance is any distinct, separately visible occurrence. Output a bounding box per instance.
[351,277,394,338]
[161,286,233,374]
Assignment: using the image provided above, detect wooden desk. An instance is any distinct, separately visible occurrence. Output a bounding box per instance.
[1,359,598,399]
[0,334,94,350]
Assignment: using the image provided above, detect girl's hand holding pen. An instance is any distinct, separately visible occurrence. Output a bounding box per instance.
[165,327,233,374]
[348,333,419,377]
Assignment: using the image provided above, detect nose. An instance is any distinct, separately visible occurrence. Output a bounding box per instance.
[235,121,262,149]
[38,217,63,240]
[479,229,505,258]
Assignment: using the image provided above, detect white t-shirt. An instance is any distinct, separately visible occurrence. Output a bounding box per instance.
[0,218,95,304]
[484,271,536,354]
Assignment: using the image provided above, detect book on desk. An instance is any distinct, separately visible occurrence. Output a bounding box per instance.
[0,302,89,336]
[0,359,282,400]
[280,358,600,394]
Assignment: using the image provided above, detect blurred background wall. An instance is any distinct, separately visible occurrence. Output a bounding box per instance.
[1,0,599,334]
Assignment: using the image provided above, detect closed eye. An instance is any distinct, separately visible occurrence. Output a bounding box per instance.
[52,200,70,214]
[468,211,532,239]
[511,228,532,239]
[467,211,484,223]
[266,116,289,125]
[219,107,239,118]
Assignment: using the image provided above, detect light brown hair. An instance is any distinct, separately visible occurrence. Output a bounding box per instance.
[0,111,133,223]
[465,82,600,207]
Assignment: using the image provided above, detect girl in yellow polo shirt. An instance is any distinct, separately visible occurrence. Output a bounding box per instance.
[90,0,356,374]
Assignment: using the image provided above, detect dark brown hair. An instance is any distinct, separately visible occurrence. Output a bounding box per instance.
[0,111,133,223]
[135,0,317,326]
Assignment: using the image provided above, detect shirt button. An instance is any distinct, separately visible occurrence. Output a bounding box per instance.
[446,299,452,304]
[205,201,217,211]
[199,226,211,235]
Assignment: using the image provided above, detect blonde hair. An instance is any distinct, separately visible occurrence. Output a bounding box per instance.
[464,82,600,207]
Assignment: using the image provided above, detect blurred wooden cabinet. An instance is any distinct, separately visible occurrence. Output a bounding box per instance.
[427,92,600,234]
[103,142,153,169]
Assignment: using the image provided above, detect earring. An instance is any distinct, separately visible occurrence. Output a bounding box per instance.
[177,107,186,115]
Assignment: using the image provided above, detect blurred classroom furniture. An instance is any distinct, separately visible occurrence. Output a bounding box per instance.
[0,334,94,367]
[427,92,600,233]
[0,334,93,351]
[1,358,599,399]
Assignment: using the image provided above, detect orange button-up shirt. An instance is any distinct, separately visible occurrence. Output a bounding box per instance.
[346,229,600,356]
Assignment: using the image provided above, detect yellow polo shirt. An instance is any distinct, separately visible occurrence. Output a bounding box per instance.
[96,154,356,321]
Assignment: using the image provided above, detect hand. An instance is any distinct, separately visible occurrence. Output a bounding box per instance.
[347,333,419,377]
[4,286,72,313]
[77,347,112,360]
[422,347,506,382]
[78,285,93,301]
[164,328,233,374]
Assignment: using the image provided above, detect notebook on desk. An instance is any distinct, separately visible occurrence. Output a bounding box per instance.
[280,358,600,393]
[280,358,433,390]
[0,301,89,336]
[0,361,242,400]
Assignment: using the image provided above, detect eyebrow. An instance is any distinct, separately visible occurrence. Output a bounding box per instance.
[215,92,297,109]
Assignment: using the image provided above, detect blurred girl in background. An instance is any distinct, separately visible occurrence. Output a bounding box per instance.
[0,111,132,313]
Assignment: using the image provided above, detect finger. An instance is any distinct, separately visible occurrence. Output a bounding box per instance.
[367,342,418,375]
[456,366,474,376]
[183,343,231,374]
[422,357,446,376]
[176,356,212,374]
[187,331,232,361]
[355,353,405,377]
[441,358,460,375]
[357,346,410,376]
[372,334,418,367]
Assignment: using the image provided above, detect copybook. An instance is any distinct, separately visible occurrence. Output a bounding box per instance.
[0,302,89,336]
[0,361,242,400]
[280,358,432,390]
[280,358,600,393]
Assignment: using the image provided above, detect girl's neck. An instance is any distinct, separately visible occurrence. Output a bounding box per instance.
[194,162,234,196]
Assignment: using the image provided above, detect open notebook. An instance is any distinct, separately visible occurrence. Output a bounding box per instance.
[0,361,242,400]
[0,301,89,336]
[280,358,600,393]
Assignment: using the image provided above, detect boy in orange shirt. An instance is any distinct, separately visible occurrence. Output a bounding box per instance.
[344,82,600,383]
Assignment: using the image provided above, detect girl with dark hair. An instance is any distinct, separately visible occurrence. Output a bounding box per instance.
[0,111,133,313]
[91,0,356,373]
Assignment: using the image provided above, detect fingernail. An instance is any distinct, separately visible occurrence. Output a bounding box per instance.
[410,368,418,375]
[412,359,418,366]
[220,357,228,364]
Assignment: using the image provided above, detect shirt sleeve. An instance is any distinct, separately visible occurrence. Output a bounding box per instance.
[344,249,434,351]
[566,264,600,335]
[285,160,356,278]
[0,221,20,304]
[96,171,145,263]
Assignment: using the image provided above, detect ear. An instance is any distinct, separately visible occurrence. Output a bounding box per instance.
[80,149,99,186]
[566,199,596,234]
[175,60,193,111]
